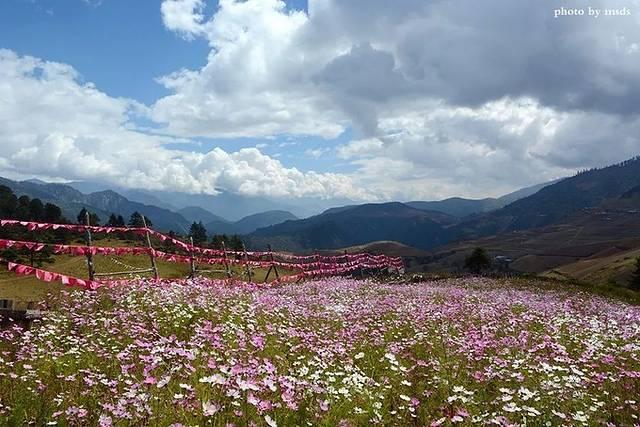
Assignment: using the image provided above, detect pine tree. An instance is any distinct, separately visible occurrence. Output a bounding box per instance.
[210,234,225,250]
[16,195,32,220]
[0,185,17,218]
[128,212,144,227]
[77,208,100,225]
[28,198,44,221]
[128,212,152,228]
[43,203,62,222]
[464,247,492,274]
[229,235,244,251]
[107,213,119,227]
[189,222,208,245]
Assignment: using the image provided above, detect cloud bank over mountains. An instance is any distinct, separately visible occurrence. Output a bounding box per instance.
[1,0,640,201]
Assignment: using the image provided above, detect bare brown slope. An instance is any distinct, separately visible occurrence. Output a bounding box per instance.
[428,208,640,274]
[543,247,640,287]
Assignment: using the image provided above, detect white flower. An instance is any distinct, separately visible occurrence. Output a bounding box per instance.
[265,415,277,427]
[399,394,411,401]
[552,410,566,419]
[355,352,365,359]
[502,402,520,413]
[572,412,588,422]
[199,374,224,384]
[202,400,220,417]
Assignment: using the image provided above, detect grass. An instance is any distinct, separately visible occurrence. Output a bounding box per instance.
[0,236,295,309]
[1,277,639,425]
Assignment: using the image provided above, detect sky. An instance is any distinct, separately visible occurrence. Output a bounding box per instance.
[0,0,639,203]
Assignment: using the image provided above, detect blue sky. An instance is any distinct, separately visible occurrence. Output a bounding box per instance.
[0,0,209,104]
[0,0,305,103]
[0,0,350,174]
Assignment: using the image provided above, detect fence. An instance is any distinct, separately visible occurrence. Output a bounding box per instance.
[0,219,405,290]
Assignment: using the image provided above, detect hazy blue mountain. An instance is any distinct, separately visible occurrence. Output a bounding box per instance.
[453,156,640,239]
[179,206,228,224]
[406,198,500,218]
[249,202,451,251]
[66,179,356,220]
[0,177,106,222]
[0,178,191,232]
[83,190,191,233]
[206,210,298,235]
[406,179,562,218]
[68,181,178,211]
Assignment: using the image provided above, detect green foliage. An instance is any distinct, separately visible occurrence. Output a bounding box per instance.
[210,234,226,250]
[464,247,492,274]
[128,211,152,228]
[16,195,31,220]
[28,198,44,221]
[77,208,100,226]
[189,222,208,245]
[210,234,244,251]
[0,185,17,217]
[43,203,63,223]
[106,213,126,227]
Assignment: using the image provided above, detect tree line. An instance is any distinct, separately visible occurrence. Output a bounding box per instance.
[186,221,244,251]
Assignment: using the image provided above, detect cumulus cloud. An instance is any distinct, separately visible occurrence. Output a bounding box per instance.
[154,0,344,138]
[156,0,640,134]
[153,0,640,200]
[0,49,371,201]
[4,0,640,202]
[160,0,206,39]
[339,98,640,200]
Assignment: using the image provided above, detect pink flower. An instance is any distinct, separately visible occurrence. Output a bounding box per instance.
[251,334,266,350]
[99,414,113,427]
[202,401,221,417]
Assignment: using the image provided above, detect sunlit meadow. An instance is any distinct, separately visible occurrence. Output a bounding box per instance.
[1,277,639,426]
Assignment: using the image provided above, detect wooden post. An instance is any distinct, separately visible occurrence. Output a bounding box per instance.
[141,215,159,280]
[264,244,279,282]
[85,211,95,281]
[189,237,196,279]
[221,241,232,278]
[242,242,253,282]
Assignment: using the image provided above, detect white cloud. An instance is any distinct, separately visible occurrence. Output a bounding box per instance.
[160,0,206,39]
[154,0,344,138]
[337,98,640,200]
[5,0,640,203]
[0,49,371,201]
[153,0,640,200]
[304,148,329,159]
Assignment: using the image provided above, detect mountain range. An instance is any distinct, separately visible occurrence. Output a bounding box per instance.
[11,153,636,254]
[247,156,640,252]
[67,181,346,221]
[405,179,560,218]
[0,173,565,242]
[249,202,452,251]
[3,155,640,287]
[0,178,298,235]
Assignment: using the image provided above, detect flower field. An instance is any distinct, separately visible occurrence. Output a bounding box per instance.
[1,277,639,426]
